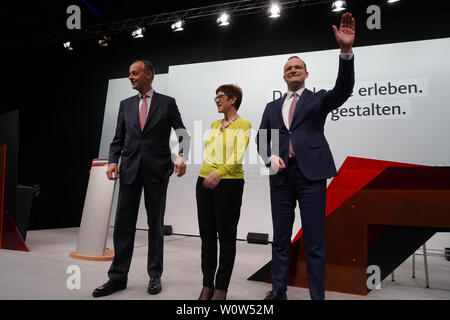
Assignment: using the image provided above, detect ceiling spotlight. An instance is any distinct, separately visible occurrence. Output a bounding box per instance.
[132,27,145,38]
[171,20,185,32]
[217,13,230,27]
[98,35,111,47]
[63,41,73,51]
[387,0,401,3]
[269,4,281,18]
[331,0,347,12]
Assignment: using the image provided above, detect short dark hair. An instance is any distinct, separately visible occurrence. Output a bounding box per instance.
[132,59,155,81]
[287,55,307,72]
[216,84,243,110]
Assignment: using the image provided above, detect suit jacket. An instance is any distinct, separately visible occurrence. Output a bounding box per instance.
[109,91,190,185]
[257,57,354,185]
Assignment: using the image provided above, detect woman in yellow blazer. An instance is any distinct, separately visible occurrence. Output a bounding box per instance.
[197,84,251,300]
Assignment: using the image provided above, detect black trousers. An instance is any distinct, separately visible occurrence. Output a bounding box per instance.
[196,177,244,290]
[108,166,168,284]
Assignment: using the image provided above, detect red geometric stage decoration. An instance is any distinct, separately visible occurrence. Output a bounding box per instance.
[249,156,450,295]
[0,145,29,252]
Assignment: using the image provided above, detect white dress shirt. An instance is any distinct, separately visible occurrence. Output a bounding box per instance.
[282,88,306,129]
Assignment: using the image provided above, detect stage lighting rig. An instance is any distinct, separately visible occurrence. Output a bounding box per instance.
[269,3,281,18]
[331,0,347,12]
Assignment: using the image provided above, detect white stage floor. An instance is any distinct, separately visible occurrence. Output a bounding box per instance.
[0,228,449,300]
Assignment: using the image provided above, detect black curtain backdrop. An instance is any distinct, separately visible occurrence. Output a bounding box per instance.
[1,0,449,228]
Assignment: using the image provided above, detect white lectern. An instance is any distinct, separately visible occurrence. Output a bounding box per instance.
[70,159,115,261]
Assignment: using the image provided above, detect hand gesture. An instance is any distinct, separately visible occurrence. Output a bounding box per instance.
[106,164,119,181]
[174,154,186,177]
[332,12,355,53]
[203,171,221,189]
[270,155,286,172]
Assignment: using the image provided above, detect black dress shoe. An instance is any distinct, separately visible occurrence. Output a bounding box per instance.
[92,281,126,298]
[147,277,162,295]
[263,290,287,300]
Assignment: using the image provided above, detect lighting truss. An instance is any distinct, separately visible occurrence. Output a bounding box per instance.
[73,0,333,40]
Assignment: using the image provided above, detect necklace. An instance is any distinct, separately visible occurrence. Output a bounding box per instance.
[221,116,239,132]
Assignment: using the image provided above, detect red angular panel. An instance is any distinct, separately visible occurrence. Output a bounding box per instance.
[250,156,450,295]
[0,145,29,252]
[1,208,29,252]
[292,157,422,242]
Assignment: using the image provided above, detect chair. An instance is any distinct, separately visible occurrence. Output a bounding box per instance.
[391,243,429,288]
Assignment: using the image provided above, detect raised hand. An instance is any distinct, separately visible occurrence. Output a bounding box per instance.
[332,12,355,53]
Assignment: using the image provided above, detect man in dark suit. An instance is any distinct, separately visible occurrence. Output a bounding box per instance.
[256,13,355,300]
[93,60,190,297]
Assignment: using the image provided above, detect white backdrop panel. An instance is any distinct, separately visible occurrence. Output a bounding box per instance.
[100,38,450,247]
[165,37,450,242]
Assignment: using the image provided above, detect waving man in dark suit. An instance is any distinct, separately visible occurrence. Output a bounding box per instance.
[257,13,355,300]
[93,60,190,297]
